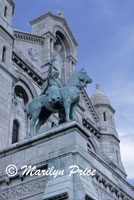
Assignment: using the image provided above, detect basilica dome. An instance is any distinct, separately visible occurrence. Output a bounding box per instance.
[90,83,110,106]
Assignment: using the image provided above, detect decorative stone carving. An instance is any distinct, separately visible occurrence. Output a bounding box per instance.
[83,118,100,138]
[12,93,24,107]
[0,178,46,200]
[14,31,45,44]
[11,93,25,117]
[95,184,113,200]
[28,48,38,62]
[93,173,131,200]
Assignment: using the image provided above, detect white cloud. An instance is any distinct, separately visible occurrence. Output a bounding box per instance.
[108,82,134,179]
[119,133,134,178]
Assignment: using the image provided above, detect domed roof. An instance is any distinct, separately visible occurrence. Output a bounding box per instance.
[90,83,110,106]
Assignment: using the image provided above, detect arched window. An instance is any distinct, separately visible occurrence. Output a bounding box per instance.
[103,112,106,121]
[51,122,56,127]
[12,120,19,144]
[14,85,28,105]
[2,46,6,63]
[4,6,7,17]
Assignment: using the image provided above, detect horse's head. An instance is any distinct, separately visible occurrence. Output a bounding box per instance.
[77,68,92,89]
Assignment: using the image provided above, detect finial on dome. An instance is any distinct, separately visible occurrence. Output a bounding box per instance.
[96,83,100,90]
[57,10,64,18]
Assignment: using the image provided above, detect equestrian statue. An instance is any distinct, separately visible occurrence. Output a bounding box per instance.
[25,53,92,136]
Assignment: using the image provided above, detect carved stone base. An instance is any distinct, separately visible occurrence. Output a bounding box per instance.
[0,178,46,200]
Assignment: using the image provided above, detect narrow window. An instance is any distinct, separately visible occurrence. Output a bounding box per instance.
[12,120,19,144]
[2,46,6,63]
[111,115,113,125]
[50,39,53,52]
[4,6,7,17]
[103,112,106,121]
[51,122,56,127]
[72,61,74,67]
[116,150,119,165]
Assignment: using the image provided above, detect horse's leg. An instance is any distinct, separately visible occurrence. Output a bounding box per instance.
[29,117,37,136]
[70,103,77,120]
[29,110,41,136]
[35,110,51,134]
[64,98,71,122]
[36,119,45,135]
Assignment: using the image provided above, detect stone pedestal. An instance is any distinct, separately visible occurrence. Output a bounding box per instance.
[40,121,98,200]
[0,121,133,200]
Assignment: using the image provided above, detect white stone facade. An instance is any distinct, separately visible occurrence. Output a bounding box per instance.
[0,0,134,199]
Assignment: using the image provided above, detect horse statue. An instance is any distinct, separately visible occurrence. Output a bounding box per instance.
[25,65,92,136]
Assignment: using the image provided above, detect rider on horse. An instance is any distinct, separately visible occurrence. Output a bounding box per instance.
[40,53,61,103]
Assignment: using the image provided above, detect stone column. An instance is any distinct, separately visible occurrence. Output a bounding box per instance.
[44,35,51,64]
[66,56,76,81]
[61,59,66,83]
[66,57,72,81]
[50,39,54,53]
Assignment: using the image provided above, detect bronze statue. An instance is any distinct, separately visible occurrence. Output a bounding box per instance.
[25,54,92,136]
[40,53,61,103]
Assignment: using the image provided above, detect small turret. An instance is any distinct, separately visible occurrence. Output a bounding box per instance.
[91,84,126,178]
[91,83,116,135]
[0,0,15,34]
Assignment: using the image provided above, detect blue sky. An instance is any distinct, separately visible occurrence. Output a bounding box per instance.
[13,0,134,182]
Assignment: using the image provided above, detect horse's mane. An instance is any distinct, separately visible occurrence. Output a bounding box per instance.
[66,71,80,86]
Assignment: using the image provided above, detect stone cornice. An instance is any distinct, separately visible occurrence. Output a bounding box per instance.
[14,30,45,45]
[82,118,101,139]
[29,11,78,46]
[0,25,14,46]
[0,121,91,157]
[81,89,99,123]
[66,55,77,64]
[12,51,43,86]
[88,151,134,196]
[94,103,115,113]
[100,133,120,143]
[93,172,133,200]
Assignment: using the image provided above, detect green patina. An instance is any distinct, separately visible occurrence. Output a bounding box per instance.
[25,54,92,136]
